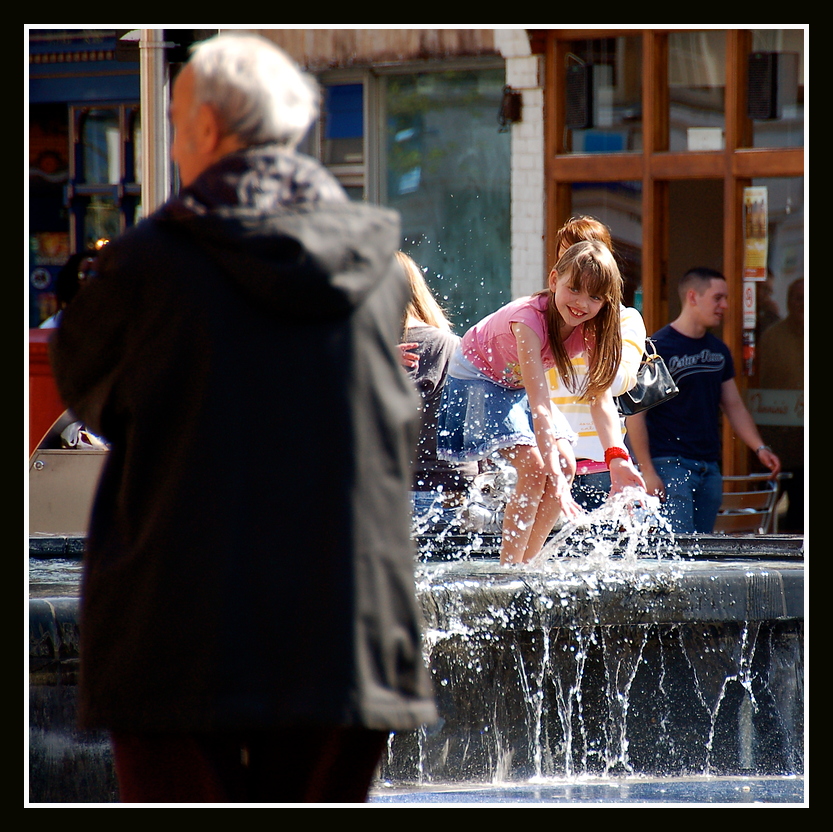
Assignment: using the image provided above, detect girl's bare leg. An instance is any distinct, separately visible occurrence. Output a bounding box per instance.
[520,476,563,562]
[500,441,575,564]
[499,445,547,564]
[517,437,576,561]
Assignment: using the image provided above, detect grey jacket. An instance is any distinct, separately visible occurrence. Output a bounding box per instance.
[50,145,437,733]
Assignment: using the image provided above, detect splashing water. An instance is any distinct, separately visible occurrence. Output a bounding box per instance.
[413,479,680,565]
[537,487,679,565]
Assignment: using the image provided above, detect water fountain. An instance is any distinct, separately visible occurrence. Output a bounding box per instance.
[28,492,804,804]
[376,492,804,802]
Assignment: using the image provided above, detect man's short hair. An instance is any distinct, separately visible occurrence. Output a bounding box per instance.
[187,33,318,149]
[678,266,725,300]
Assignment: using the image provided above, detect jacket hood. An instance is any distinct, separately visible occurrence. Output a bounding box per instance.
[156,144,402,321]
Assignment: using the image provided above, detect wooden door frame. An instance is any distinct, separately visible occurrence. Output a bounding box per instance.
[538,28,803,475]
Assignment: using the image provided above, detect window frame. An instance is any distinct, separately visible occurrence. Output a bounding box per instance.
[67,102,141,250]
[543,28,804,475]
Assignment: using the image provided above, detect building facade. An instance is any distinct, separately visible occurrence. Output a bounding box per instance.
[28,27,805,479]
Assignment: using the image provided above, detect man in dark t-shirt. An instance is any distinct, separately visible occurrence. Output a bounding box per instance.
[627,268,781,534]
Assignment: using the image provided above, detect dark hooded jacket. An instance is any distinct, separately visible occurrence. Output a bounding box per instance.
[50,145,437,733]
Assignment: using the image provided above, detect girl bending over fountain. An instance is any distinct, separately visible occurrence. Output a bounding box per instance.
[437,240,645,565]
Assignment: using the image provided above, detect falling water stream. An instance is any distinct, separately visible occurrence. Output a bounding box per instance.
[378,489,804,794]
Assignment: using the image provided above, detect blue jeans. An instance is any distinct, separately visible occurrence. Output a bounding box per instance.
[651,456,723,534]
[411,490,463,533]
[572,471,611,511]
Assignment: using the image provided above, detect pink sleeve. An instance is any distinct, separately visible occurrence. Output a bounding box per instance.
[508,297,555,365]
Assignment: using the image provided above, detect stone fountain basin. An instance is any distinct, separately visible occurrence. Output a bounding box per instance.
[29,534,805,669]
[417,556,804,631]
[29,533,805,799]
[383,533,805,784]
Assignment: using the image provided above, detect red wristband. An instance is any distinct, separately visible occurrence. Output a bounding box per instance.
[604,446,630,467]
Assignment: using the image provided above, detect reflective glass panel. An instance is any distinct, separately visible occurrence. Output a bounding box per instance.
[322,83,364,166]
[745,175,804,532]
[130,108,142,183]
[668,31,726,152]
[569,181,643,309]
[83,196,120,249]
[382,68,510,329]
[749,29,804,149]
[564,36,643,154]
[81,109,120,184]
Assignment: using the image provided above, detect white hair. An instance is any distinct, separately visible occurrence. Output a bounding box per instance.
[187,33,319,148]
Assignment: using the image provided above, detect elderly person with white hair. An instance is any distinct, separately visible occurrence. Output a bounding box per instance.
[51,33,436,804]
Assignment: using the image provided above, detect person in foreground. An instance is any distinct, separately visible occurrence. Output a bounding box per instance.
[626,267,781,535]
[49,33,436,804]
[437,240,645,565]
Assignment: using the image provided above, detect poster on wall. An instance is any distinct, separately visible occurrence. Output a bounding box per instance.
[742,281,757,375]
[742,280,756,329]
[742,186,768,280]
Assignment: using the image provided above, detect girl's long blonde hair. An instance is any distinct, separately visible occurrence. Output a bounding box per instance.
[539,239,623,401]
[397,251,453,333]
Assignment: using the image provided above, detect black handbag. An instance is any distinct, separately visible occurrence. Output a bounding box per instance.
[615,338,679,416]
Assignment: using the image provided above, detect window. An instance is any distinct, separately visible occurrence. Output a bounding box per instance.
[569,182,643,309]
[668,30,726,152]
[748,29,804,149]
[317,81,367,201]
[79,108,119,184]
[381,68,511,329]
[70,104,142,250]
[744,175,804,529]
[29,104,70,327]
[563,36,643,154]
[749,176,804,328]
[29,101,140,325]
[314,65,511,330]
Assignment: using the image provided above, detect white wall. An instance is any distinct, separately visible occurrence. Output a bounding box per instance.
[495,29,547,299]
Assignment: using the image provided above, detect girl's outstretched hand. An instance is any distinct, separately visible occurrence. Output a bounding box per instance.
[552,473,585,520]
[608,457,646,494]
